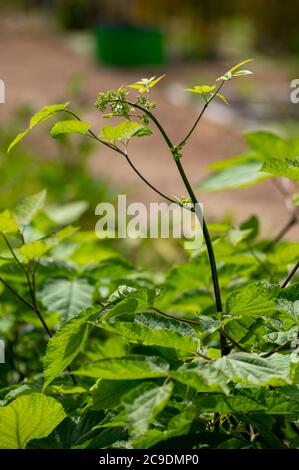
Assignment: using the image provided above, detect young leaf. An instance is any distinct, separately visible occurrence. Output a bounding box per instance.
[7,103,69,154]
[0,393,66,448]
[13,189,47,226]
[74,355,170,380]
[128,75,165,93]
[50,120,91,138]
[185,85,215,95]
[217,59,254,81]
[122,382,173,436]
[29,103,70,128]
[100,121,151,143]
[39,278,94,323]
[7,130,29,154]
[43,306,100,389]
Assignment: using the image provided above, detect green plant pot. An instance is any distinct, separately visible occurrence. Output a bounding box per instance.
[94,25,165,66]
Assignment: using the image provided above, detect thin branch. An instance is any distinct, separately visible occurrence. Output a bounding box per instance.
[178,80,224,147]
[150,306,202,325]
[281,260,299,288]
[0,276,35,311]
[126,100,225,353]
[265,215,297,253]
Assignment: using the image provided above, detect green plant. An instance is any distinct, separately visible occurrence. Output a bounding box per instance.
[1,60,299,449]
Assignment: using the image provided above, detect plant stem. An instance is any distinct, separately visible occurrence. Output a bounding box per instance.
[178,81,224,148]
[127,101,225,353]
[265,215,297,252]
[281,260,299,288]
[0,236,77,385]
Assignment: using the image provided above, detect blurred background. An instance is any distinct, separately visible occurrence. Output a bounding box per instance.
[0,0,299,266]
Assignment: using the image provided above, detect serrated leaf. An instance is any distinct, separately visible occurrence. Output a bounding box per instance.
[122,382,173,436]
[74,355,170,380]
[96,311,200,353]
[261,157,299,181]
[215,352,291,387]
[39,278,94,323]
[50,120,91,138]
[13,189,47,226]
[227,283,278,318]
[0,393,66,448]
[0,210,19,233]
[100,121,151,142]
[172,359,229,393]
[43,306,100,389]
[198,161,269,191]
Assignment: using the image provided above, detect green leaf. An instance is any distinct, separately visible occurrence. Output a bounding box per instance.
[100,121,151,142]
[90,380,141,410]
[226,283,278,318]
[0,210,19,233]
[7,130,29,154]
[13,189,47,226]
[215,352,291,387]
[172,359,229,393]
[44,200,89,225]
[217,59,254,81]
[226,226,253,246]
[50,120,91,138]
[122,382,173,436]
[185,85,215,95]
[245,131,288,158]
[216,93,229,105]
[261,157,299,181]
[20,226,78,260]
[128,75,165,93]
[198,162,269,191]
[0,393,66,448]
[228,59,254,73]
[43,306,100,389]
[39,278,94,323]
[96,311,199,353]
[29,103,70,128]
[7,103,69,154]
[74,355,170,380]
[101,287,158,321]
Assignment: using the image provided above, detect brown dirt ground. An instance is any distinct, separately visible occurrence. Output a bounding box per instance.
[0,12,298,240]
